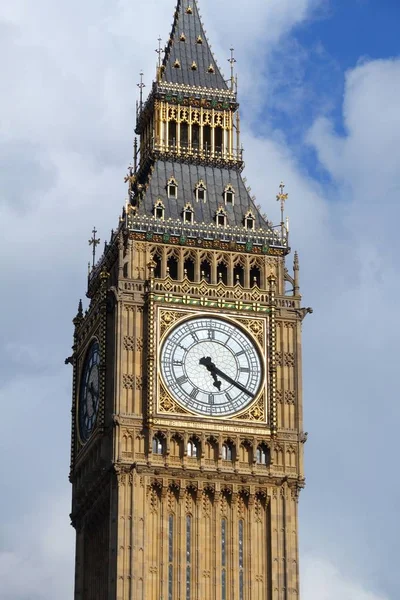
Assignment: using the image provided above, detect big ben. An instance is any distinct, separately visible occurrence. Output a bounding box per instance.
[69,1,310,599]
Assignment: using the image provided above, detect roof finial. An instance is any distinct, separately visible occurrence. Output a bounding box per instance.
[276,182,289,244]
[228,47,237,92]
[155,36,162,70]
[89,227,100,269]
[137,71,145,111]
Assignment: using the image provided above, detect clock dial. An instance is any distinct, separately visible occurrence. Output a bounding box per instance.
[78,340,100,443]
[160,317,263,417]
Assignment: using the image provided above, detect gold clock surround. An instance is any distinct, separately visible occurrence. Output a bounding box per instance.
[156,306,269,423]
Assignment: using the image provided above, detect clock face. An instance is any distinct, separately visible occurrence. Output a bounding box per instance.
[78,340,100,443]
[160,316,263,417]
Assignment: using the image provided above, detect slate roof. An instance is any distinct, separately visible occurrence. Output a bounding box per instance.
[137,160,269,229]
[161,0,228,91]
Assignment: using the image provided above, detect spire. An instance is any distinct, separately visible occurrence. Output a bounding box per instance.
[161,0,228,91]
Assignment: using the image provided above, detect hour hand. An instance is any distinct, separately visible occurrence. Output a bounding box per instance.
[199,357,222,390]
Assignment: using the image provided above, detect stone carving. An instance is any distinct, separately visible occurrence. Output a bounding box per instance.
[284,352,295,367]
[123,336,136,351]
[236,394,265,422]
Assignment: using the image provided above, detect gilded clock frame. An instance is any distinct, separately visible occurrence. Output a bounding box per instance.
[155,306,269,423]
[76,336,101,446]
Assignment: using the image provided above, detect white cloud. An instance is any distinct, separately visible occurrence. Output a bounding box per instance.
[0,1,399,599]
[303,556,389,600]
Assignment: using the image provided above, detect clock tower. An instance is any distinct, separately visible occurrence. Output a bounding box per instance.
[69,1,311,599]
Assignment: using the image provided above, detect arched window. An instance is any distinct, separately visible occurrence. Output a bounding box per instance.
[203,124,211,152]
[222,442,233,461]
[181,122,189,148]
[195,180,207,202]
[152,435,164,455]
[256,444,269,465]
[169,121,177,147]
[250,265,261,288]
[244,210,255,231]
[187,439,198,458]
[200,259,211,282]
[152,254,162,278]
[167,255,178,280]
[215,126,223,153]
[167,177,178,199]
[184,257,195,281]
[183,203,194,224]
[215,207,227,227]
[192,123,200,150]
[224,184,235,206]
[153,199,165,220]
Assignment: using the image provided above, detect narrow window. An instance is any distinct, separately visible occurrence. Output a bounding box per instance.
[217,213,226,227]
[197,186,205,202]
[256,445,268,465]
[168,179,178,198]
[168,515,174,600]
[187,440,198,457]
[167,256,178,280]
[215,126,223,153]
[169,121,177,147]
[203,124,211,152]
[192,123,200,149]
[250,266,261,288]
[186,516,192,600]
[221,518,227,600]
[222,443,233,461]
[181,122,189,148]
[183,206,194,224]
[152,436,163,455]
[239,520,244,600]
[224,186,235,205]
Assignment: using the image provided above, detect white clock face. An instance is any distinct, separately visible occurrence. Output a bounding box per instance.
[160,316,263,417]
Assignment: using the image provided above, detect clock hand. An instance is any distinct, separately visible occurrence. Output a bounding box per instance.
[212,366,254,398]
[199,357,222,391]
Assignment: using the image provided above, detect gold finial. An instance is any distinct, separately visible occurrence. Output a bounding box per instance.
[276,181,289,227]
[191,61,198,70]
[88,227,100,269]
[186,5,193,14]
[208,64,215,73]
[173,59,181,68]
[197,35,203,44]
[180,32,186,42]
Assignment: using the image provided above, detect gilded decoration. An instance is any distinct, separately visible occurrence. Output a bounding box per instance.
[236,393,265,422]
[234,316,265,346]
[158,382,190,415]
[159,309,188,338]
[123,336,135,351]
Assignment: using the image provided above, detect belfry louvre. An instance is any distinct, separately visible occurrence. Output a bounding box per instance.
[69,1,310,599]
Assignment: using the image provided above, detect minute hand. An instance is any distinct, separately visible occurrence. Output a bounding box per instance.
[212,367,253,398]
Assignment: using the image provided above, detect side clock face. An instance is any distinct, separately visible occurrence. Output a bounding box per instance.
[78,340,100,443]
[160,316,263,417]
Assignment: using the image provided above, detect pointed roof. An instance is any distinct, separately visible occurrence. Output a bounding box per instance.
[161,0,229,90]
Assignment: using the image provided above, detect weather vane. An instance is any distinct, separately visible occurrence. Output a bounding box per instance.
[276,182,289,225]
[88,227,100,269]
[137,71,146,111]
[228,47,237,92]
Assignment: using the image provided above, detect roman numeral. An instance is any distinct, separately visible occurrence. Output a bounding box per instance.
[191,332,199,342]
[190,388,199,399]
[226,392,233,402]
[208,330,215,340]
[236,350,245,357]
[208,394,215,405]
[177,375,188,385]
[240,367,250,373]
[173,360,183,366]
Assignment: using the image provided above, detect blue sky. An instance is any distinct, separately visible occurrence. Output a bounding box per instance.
[1,0,400,599]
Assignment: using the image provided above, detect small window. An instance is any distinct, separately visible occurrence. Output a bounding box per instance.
[244,210,255,230]
[195,180,207,202]
[187,440,198,457]
[183,203,194,224]
[152,436,164,455]
[167,177,178,198]
[224,185,235,205]
[256,445,268,465]
[153,200,165,220]
[216,207,227,227]
[222,443,233,461]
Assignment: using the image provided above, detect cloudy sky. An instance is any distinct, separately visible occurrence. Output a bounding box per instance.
[1,0,399,598]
